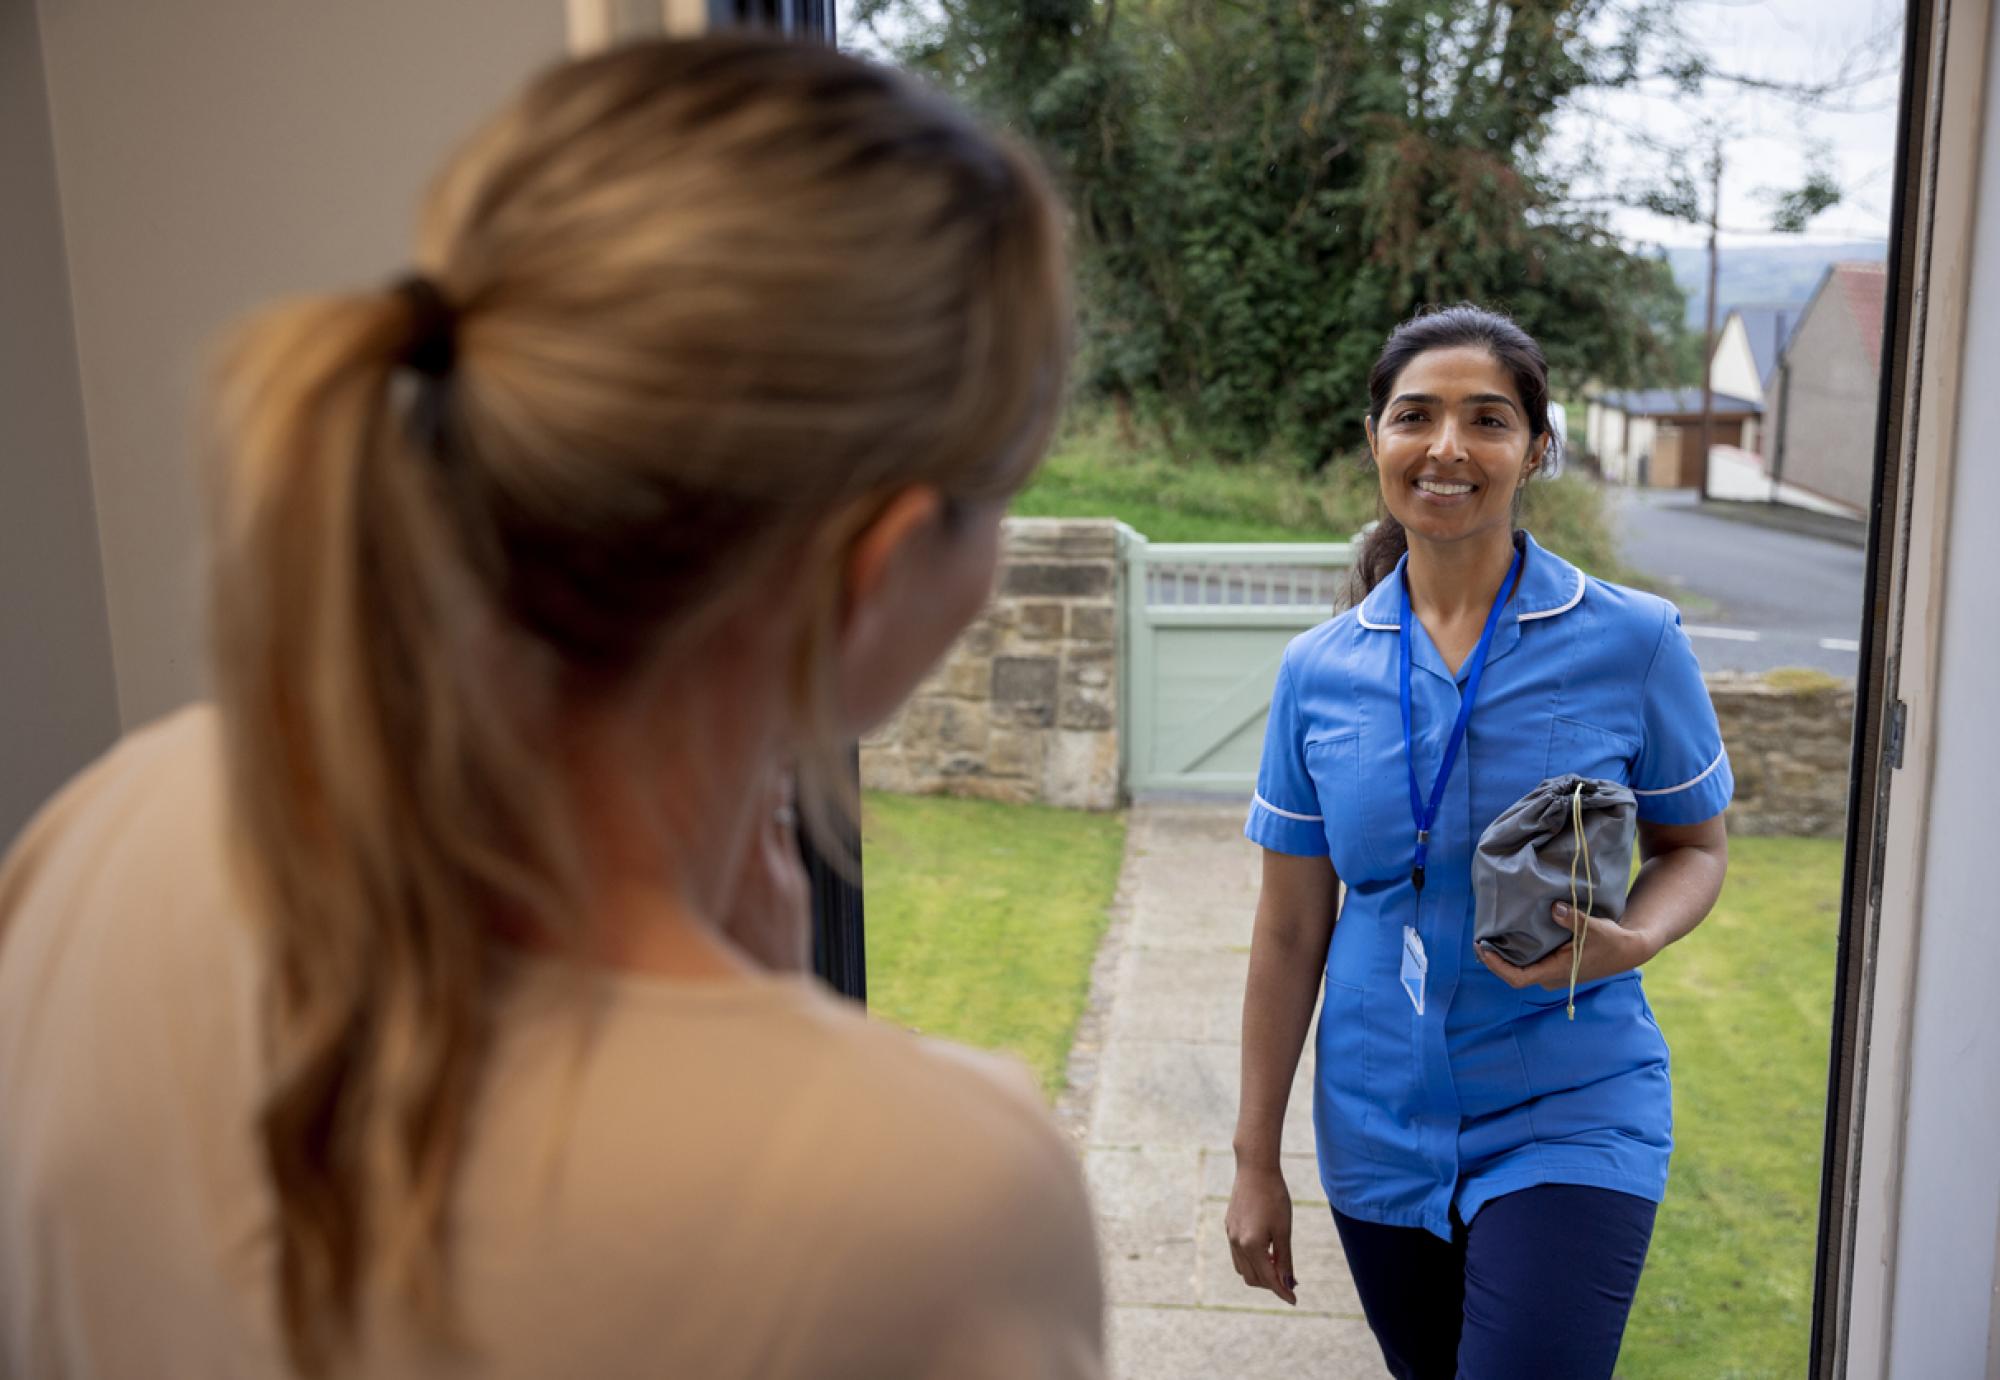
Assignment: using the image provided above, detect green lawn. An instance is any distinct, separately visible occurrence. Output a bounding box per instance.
[862,791,1127,1099]
[1622,835,1843,1379]
[860,793,1838,1375]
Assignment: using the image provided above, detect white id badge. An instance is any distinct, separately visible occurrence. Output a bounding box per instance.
[1400,925,1428,1015]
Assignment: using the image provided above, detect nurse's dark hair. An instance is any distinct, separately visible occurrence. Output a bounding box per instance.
[1346,304,1555,606]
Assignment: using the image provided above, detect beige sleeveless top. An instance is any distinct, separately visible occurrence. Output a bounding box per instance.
[0,708,1103,1379]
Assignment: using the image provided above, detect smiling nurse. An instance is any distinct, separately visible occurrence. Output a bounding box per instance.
[1223,306,1733,1379]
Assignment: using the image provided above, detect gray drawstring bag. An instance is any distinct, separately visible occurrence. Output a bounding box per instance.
[1473,776,1637,1005]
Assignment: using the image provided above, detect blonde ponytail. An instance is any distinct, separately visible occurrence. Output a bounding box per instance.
[206,289,583,1373]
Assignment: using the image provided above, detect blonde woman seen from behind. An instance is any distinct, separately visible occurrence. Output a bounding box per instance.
[0,36,1100,1380]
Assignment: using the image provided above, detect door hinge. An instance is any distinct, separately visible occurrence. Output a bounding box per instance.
[1885,699,1908,772]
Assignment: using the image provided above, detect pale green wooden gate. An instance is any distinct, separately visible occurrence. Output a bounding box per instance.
[1118,527,1357,794]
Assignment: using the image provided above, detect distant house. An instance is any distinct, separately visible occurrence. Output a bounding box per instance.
[1762,261,1888,516]
[1708,303,1804,427]
[1583,387,1762,488]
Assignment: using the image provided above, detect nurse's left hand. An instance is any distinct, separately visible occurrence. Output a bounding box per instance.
[1475,903,1658,992]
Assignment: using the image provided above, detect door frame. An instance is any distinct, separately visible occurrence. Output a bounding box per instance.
[1813,0,1988,1371]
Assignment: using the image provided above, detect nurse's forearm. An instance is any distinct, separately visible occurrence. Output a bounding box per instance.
[1621,822,1729,959]
[1233,855,1337,1168]
[1234,938,1324,1168]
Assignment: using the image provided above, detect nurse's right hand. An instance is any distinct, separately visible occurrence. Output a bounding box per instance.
[1224,1164,1298,1306]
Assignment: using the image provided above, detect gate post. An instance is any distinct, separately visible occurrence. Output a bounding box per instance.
[1116,522,1149,801]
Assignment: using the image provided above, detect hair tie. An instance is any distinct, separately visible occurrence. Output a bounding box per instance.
[393,274,457,379]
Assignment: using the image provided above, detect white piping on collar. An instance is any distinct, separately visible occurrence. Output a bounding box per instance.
[1516,566,1587,622]
[1354,565,1584,631]
[1631,745,1728,797]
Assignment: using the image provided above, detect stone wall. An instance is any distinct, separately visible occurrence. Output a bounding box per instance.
[862,517,1858,835]
[1708,672,1856,837]
[861,519,1123,810]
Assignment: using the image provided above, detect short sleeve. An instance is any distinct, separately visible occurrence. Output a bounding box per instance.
[1631,607,1735,826]
[1244,651,1329,856]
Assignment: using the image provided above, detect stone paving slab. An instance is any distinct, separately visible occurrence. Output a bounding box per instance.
[1090,1039,1316,1152]
[1194,1198,1364,1317]
[1108,947,1249,1045]
[1084,1146,1200,1308]
[1198,1149,1326,1205]
[1108,1305,1383,1379]
[1069,800,1374,1379]
[1120,887,1259,952]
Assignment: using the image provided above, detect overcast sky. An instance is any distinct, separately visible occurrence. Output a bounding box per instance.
[1553,0,1906,248]
[841,0,1908,251]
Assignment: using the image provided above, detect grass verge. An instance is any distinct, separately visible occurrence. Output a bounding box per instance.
[1623,835,1843,1379]
[1010,412,1374,543]
[862,790,1127,1099]
[1014,408,1647,586]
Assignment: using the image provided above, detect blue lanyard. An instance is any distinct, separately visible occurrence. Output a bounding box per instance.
[1398,546,1523,894]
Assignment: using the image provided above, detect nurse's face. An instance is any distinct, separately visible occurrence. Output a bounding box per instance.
[1364,345,1547,550]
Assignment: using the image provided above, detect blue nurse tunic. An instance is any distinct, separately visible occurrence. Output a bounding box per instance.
[1244,531,1733,1240]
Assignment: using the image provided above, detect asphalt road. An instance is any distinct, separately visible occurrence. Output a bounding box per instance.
[1610,488,1867,678]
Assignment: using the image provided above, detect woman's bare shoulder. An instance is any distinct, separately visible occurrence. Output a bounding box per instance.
[775,989,1075,1177]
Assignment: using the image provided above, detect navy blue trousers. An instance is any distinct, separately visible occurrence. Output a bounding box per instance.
[1332,1184,1658,1380]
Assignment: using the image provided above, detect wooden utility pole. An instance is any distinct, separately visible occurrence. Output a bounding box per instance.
[1697,141,1722,502]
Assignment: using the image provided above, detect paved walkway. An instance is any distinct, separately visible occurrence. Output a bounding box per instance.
[1058,800,1379,1378]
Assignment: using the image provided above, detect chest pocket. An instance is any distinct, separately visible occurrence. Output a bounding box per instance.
[1305,733,1397,883]
[1545,715,1640,785]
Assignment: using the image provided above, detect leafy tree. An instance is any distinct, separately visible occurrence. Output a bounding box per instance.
[855,0,1696,461]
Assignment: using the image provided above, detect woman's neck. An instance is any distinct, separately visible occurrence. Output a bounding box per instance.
[554,657,791,984]
[1403,526,1519,624]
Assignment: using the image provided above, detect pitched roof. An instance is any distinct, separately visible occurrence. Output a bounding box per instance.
[1589,387,1763,417]
[1831,261,1888,370]
[1729,303,1805,389]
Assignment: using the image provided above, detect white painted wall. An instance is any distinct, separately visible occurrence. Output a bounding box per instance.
[33,0,564,727]
[1583,403,1660,484]
[1585,401,1619,477]
[1709,313,1765,404]
[1706,444,1860,516]
[1627,415,1658,483]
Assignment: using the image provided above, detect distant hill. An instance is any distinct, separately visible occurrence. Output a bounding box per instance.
[1661,240,1885,327]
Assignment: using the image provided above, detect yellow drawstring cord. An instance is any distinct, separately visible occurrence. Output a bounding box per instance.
[1567,780,1594,1021]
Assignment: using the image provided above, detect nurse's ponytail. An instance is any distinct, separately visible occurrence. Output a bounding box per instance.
[1349,513,1410,605]
[1346,304,1552,608]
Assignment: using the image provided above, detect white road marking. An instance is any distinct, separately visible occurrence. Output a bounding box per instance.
[1684,625,1762,642]
[1819,637,1861,653]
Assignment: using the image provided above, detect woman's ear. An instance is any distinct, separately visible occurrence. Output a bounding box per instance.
[840,487,945,637]
[831,485,1002,736]
[1525,432,1550,478]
